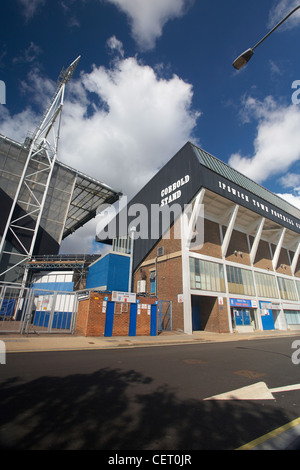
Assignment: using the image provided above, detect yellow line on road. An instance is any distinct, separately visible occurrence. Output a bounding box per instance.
[236,417,300,450]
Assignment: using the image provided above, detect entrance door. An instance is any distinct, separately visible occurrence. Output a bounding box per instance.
[261,308,275,330]
[233,309,251,326]
[150,304,157,336]
[129,303,137,336]
[243,309,251,326]
[191,296,201,331]
[104,301,115,337]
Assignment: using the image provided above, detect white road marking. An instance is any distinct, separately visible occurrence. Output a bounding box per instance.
[204,382,275,400]
[270,384,300,393]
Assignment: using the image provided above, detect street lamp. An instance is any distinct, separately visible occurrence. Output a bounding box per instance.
[128,226,136,293]
[233,4,300,70]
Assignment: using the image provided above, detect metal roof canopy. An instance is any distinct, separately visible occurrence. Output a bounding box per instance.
[0,134,121,241]
[57,160,121,239]
[193,144,300,221]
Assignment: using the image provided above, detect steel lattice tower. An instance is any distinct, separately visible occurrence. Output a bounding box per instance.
[0,56,81,287]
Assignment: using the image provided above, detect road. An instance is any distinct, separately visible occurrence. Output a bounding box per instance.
[0,337,300,451]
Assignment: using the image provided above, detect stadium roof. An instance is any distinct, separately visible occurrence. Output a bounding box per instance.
[0,134,121,242]
[57,161,121,239]
[192,143,300,220]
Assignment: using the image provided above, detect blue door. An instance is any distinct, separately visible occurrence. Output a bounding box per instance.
[129,304,137,336]
[234,309,243,326]
[104,301,115,337]
[192,296,201,331]
[261,309,275,330]
[259,301,275,330]
[243,309,251,326]
[234,309,251,326]
[150,304,157,336]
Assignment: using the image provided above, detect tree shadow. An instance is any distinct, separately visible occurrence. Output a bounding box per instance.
[0,367,290,450]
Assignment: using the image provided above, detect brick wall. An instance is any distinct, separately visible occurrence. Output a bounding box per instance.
[75,292,158,337]
[271,245,292,275]
[196,296,230,333]
[133,222,184,331]
[225,228,251,266]
[251,238,273,271]
[191,219,222,259]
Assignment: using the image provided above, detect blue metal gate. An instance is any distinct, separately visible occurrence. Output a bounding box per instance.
[159,300,171,331]
[0,284,78,334]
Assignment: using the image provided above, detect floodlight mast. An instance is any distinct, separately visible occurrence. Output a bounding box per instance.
[0,56,81,287]
[232,5,300,70]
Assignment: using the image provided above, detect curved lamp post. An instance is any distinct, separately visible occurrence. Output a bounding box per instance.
[233,4,300,70]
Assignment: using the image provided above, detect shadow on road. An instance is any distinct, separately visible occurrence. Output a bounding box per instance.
[0,367,290,450]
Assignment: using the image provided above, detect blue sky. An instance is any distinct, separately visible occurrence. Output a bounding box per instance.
[1,0,300,253]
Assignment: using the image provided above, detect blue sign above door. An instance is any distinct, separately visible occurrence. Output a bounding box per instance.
[230,298,252,308]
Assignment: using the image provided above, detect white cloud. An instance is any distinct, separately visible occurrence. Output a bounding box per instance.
[268,0,300,30]
[105,0,193,50]
[0,106,40,142]
[277,191,300,210]
[277,172,300,211]
[106,35,125,57]
[17,0,46,21]
[60,218,109,255]
[0,51,200,252]
[0,68,55,140]
[229,96,300,184]
[60,55,200,198]
[279,172,300,188]
[13,42,43,64]
[19,67,56,108]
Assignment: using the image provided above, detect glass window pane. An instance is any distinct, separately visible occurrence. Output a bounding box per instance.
[189,258,225,293]
[277,277,297,301]
[226,265,255,296]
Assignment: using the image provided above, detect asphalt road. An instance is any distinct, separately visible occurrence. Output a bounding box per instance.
[0,337,300,451]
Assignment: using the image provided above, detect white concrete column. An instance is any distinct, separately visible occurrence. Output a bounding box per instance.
[272,228,286,271]
[222,204,239,258]
[250,217,265,265]
[291,242,300,276]
[181,211,192,335]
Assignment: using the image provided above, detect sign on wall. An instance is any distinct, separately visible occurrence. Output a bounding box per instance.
[112,291,137,303]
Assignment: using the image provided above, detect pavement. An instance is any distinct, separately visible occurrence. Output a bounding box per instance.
[1,328,299,353]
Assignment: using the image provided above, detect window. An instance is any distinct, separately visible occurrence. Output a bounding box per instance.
[296,280,300,299]
[277,277,298,301]
[150,271,156,294]
[157,246,164,257]
[190,258,225,292]
[254,272,279,299]
[285,310,300,325]
[226,265,255,296]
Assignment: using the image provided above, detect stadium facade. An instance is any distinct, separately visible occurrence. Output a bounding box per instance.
[98,142,300,334]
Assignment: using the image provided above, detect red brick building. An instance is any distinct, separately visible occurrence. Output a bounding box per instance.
[76,291,157,337]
